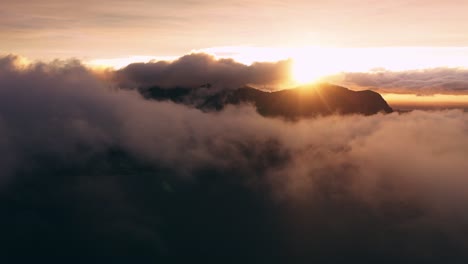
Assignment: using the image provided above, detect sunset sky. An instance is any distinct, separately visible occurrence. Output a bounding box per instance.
[3,0,468,66]
[2,0,468,106]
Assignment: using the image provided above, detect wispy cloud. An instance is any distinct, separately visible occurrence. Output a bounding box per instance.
[332,67,468,95]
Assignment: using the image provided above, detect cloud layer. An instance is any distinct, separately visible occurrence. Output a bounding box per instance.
[1,55,468,262]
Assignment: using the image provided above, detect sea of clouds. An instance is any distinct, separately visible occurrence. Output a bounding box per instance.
[1,54,468,262]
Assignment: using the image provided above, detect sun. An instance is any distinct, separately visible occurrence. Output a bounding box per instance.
[291,58,330,84]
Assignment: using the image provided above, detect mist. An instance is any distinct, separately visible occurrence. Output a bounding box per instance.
[1,55,468,262]
[333,67,468,95]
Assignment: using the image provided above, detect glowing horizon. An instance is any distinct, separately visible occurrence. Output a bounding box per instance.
[81,46,468,85]
[86,46,468,67]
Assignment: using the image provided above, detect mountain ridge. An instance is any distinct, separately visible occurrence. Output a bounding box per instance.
[139,83,393,118]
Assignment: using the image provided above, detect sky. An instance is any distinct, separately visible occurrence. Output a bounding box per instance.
[2,0,468,105]
[2,0,468,66]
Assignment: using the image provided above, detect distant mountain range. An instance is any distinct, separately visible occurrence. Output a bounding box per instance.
[139,83,393,118]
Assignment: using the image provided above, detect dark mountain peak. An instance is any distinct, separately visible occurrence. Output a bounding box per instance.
[139,83,393,118]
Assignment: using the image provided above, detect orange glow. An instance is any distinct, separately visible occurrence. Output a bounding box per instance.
[383,93,468,109]
[200,46,468,74]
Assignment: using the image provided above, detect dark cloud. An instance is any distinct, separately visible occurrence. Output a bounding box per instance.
[114,53,292,90]
[333,67,468,95]
[1,55,468,262]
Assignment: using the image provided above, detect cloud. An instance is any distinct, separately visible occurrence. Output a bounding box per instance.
[332,67,468,95]
[114,53,468,97]
[2,55,468,262]
[114,53,293,90]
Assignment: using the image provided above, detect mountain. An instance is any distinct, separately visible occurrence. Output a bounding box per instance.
[139,83,393,118]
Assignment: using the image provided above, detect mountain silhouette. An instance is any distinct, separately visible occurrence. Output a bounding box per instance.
[140,83,393,118]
